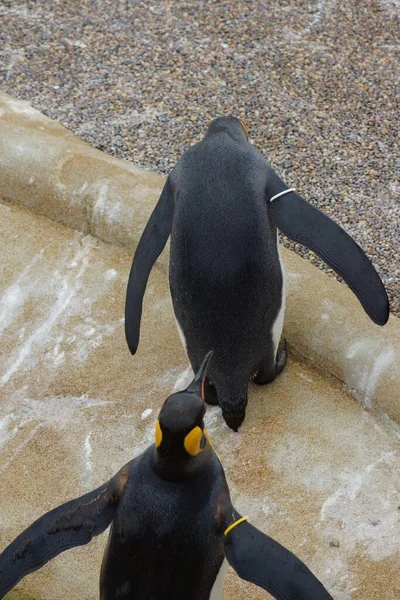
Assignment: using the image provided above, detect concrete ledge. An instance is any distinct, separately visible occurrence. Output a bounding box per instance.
[1,91,399,423]
[0,92,162,252]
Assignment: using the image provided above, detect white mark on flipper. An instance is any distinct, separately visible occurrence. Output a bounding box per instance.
[141,408,153,420]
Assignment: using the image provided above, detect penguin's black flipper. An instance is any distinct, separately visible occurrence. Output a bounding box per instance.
[268,190,389,326]
[224,512,333,600]
[125,177,175,354]
[0,463,131,599]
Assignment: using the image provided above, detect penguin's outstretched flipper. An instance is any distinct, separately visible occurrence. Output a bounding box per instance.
[125,177,175,354]
[268,188,389,326]
[224,511,333,600]
[0,463,131,599]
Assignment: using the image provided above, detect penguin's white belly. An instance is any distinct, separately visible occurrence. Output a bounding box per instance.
[209,559,228,600]
[169,290,189,354]
[271,236,286,358]
[174,314,188,353]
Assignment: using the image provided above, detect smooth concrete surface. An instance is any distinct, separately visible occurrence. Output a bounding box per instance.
[1,91,399,427]
[1,202,400,600]
[282,252,400,424]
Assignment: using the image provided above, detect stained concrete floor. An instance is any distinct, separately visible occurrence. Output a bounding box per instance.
[1,200,400,600]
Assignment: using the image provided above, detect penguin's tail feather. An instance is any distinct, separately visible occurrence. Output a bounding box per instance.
[217,384,248,432]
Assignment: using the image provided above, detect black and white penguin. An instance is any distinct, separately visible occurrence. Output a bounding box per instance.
[125,116,389,430]
[0,354,333,600]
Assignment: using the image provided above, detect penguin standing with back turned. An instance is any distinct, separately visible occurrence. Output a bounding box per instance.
[0,353,333,600]
[125,117,389,431]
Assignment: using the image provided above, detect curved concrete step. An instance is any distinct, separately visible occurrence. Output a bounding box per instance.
[0,202,399,599]
[0,91,399,425]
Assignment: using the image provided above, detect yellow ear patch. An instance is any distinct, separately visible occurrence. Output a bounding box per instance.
[184,426,205,456]
[237,118,248,137]
[155,420,163,448]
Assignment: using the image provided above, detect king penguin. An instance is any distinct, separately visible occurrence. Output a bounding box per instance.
[125,116,389,431]
[0,353,333,600]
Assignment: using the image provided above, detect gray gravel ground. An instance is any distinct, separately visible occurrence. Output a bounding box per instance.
[1,0,399,315]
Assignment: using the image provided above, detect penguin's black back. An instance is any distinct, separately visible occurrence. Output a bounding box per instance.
[100,447,227,600]
[169,133,283,385]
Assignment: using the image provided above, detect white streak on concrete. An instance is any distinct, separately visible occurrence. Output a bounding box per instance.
[0,396,109,450]
[361,347,395,408]
[141,408,153,420]
[320,453,395,521]
[346,340,366,359]
[105,268,118,280]
[94,182,108,217]
[0,249,45,338]
[172,366,193,392]
[0,246,89,386]
[1,95,41,117]
[107,201,121,223]
[318,451,399,564]
[84,431,92,473]
[1,279,74,385]
[0,424,41,474]
[0,414,14,448]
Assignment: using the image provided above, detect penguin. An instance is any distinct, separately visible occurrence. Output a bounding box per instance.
[0,353,333,600]
[125,116,389,431]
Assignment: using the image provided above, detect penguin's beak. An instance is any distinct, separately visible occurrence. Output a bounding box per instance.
[186,351,214,398]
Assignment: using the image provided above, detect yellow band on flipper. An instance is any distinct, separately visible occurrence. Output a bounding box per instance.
[224,516,248,537]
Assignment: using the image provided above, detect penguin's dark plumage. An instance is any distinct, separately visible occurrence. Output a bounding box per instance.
[0,354,333,600]
[125,116,389,430]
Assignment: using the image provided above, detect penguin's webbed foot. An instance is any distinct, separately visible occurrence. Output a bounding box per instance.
[253,339,288,385]
[275,338,287,376]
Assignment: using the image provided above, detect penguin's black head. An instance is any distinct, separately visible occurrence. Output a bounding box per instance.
[205,116,248,143]
[153,352,213,479]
